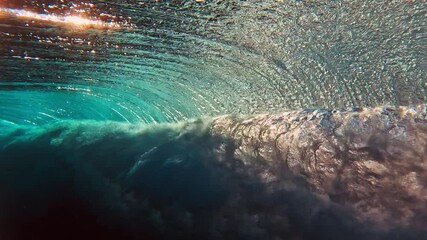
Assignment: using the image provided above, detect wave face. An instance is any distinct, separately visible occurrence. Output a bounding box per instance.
[0,0,426,125]
[0,0,426,239]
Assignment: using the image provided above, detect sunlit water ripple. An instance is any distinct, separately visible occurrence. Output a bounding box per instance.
[1,0,425,126]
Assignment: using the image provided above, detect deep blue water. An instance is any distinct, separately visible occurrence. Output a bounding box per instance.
[0,1,426,239]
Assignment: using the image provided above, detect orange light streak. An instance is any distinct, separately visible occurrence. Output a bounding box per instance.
[0,8,120,29]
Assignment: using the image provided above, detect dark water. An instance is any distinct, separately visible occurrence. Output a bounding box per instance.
[0,1,426,239]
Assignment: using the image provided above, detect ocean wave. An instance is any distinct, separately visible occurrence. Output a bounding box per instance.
[1,105,426,239]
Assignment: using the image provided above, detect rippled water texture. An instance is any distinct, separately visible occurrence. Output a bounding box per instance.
[0,0,425,126]
[0,1,426,240]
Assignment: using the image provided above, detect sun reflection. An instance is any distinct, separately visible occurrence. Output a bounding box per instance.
[0,7,120,29]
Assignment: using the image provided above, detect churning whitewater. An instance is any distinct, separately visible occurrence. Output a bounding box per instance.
[1,105,426,239]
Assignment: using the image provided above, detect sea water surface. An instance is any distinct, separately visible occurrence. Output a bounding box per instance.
[0,1,426,239]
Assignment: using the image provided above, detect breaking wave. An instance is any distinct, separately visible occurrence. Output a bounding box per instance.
[0,1,426,239]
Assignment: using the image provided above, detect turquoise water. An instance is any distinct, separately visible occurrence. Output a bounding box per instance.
[1,1,425,126]
[0,1,426,239]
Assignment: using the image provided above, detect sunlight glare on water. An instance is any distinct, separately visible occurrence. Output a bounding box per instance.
[0,7,121,29]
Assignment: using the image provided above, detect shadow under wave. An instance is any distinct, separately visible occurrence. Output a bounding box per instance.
[0,117,424,240]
